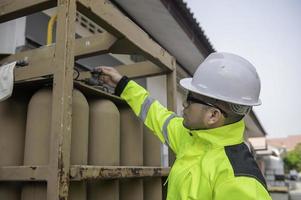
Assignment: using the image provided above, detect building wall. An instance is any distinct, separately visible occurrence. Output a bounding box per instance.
[0,18,26,54]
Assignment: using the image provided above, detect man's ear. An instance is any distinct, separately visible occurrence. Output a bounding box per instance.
[207,108,222,125]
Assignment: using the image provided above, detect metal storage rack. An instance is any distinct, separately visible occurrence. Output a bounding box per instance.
[0,0,177,199]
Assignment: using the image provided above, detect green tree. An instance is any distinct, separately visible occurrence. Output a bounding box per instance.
[283,143,301,172]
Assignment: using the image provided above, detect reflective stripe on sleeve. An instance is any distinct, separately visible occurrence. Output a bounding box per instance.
[139,96,155,122]
[162,113,177,145]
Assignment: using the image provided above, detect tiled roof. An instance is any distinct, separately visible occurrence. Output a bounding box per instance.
[267,135,301,151]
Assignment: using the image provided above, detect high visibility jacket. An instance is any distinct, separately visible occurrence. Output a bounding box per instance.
[115,77,272,200]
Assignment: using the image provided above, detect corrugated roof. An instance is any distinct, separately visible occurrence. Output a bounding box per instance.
[111,0,215,75]
[161,0,215,53]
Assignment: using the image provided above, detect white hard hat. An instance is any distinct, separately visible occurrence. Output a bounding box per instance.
[180,52,261,106]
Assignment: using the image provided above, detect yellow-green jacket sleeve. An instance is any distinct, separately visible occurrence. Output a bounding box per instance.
[117,78,188,154]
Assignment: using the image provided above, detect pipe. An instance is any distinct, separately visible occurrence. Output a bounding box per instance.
[47,15,57,45]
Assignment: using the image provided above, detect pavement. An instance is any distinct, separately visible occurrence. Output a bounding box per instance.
[289,181,301,200]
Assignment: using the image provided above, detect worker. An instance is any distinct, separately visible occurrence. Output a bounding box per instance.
[96,52,272,200]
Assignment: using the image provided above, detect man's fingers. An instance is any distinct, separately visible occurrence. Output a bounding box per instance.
[94,66,121,87]
[95,66,109,73]
[97,67,116,77]
[103,75,111,83]
[99,74,110,82]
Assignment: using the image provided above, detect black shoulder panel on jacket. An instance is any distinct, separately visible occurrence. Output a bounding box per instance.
[224,143,267,189]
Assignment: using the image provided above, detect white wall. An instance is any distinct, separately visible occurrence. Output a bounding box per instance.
[0,18,26,54]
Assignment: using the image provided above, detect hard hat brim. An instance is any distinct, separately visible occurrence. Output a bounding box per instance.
[180,78,201,95]
[179,78,262,106]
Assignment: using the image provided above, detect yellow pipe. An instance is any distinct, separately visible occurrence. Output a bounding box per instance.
[47,15,57,45]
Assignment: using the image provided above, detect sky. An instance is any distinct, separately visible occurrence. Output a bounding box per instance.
[184,0,301,138]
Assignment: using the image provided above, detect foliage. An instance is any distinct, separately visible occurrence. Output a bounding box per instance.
[283,143,301,172]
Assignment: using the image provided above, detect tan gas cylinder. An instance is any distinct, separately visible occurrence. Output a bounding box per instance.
[0,97,28,200]
[119,107,143,200]
[88,99,120,200]
[69,89,89,200]
[21,88,89,200]
[143,126,162,200]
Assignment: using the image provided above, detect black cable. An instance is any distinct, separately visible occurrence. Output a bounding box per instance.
[74,68,80,80]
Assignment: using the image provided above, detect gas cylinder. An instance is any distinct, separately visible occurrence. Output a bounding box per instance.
[69,89,89,200]
[119,107,143,200]
[21,88,89,200]
[143,126,162,200]
[88,99,120,200]
[0,97,28,200]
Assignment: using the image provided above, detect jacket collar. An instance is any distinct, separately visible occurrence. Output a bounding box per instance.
[189,120,245,147]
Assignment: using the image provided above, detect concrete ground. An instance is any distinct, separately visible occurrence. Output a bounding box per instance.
[269,181,301,200]
[289,181,301,200]
[270,192,289,200]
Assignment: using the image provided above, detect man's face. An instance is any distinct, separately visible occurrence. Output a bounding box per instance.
[182,92,210,130]
[182,92,226,130]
